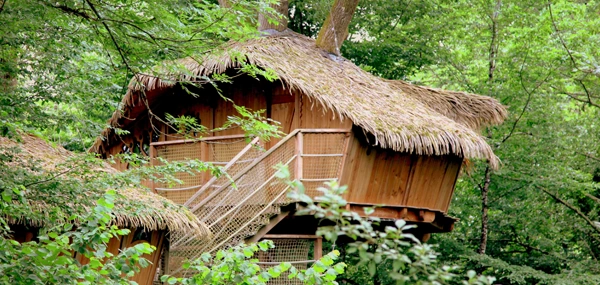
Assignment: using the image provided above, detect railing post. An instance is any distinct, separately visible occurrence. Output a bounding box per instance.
[201,141,209,184]
[295,132,303,180]
[149,145,157,193]
[314,237,323,260]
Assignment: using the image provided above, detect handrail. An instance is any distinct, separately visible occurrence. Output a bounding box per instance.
[183,136,261,207]
[168,128,352,274]
[150,134,248,147]
[207,185,292,253]
[187,129,351,212]
[206,155,297,228]
[188,129,302,213]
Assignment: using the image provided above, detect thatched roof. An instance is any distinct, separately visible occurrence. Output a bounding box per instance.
[93,31,506,168]
[386,80,507,131]
[0,133,211,236]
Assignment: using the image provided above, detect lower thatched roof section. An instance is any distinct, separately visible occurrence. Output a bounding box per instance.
[95,31,505,168]
[0,133,210,237]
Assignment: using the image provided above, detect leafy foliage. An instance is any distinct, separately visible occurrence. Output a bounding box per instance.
[277,165,496,285]
[0,190,154,284]
[0,0,275,150]
[162,240,345,285]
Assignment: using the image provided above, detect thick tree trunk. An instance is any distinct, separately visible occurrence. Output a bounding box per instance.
[315,0,359,55]
[258,0,289,32]
[478,165,492,254]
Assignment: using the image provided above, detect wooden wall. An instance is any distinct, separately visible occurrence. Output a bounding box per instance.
[101,79,353,164]
[74,229,166,285]
[102,78,463,214]
[299,94,352,130]
[340,133,462,213]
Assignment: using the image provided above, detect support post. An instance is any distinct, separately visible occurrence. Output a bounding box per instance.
[201,141,210,183]
[314,237,323,260]
[149,145,157,193]
[295,132,304,180]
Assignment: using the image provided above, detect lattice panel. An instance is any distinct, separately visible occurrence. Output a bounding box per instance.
[169,137,299,276]
[301,133,348,198]
[184,141,265,209]
[160,131,349,278]
[257,238,313,285]
[155,143,203,187]
[208,138,249,162]
[302,156,343,179]
[303,133,347,155]
[154,143,203,204]
[153,137,260,206]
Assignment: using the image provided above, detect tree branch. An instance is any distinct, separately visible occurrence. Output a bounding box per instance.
[24,168,73,188]
[537,186,600,237]
[0,0,7,14]
[548,1,594,105]
[500,50,552,144]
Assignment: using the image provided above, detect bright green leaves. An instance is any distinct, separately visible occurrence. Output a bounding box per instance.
[162,239,344,285]
[0,190,154,284]
[0,0,278,151]
[276,164,496,285]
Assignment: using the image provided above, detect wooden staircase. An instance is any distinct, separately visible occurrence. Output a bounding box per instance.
[150,129,351,276]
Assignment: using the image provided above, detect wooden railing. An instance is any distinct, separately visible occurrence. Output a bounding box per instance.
[149,134,262,204]
[152,129,351,276]
[149,129,351,203]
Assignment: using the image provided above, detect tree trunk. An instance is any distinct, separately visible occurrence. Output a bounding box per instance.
[478,0,501,256]
[258,0,289,32]
[488,0,501,81]
[478,165,492,254]
[315,0,359,55]
[217,0,231,8]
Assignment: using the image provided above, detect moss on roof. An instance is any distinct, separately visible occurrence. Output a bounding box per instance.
[1,133,210,236]
[93,31,506,168]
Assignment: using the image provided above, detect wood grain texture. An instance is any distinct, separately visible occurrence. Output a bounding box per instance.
[340,130,462,213]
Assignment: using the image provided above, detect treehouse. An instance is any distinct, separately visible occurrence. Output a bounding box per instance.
[0,134,209,285]
[91,31,506,277]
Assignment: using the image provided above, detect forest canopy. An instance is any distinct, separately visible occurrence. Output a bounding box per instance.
[2,0,600,284]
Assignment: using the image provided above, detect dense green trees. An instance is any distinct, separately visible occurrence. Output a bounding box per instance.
[287,0,600,284]
[3,0,600,284]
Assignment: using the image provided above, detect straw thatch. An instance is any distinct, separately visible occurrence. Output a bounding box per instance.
[93,31,506,168]
[0,133,211,236]
[386,80,507,131]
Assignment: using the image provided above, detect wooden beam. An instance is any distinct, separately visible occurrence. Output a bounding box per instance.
[246,210,293,243]
[314,237,323,260]
[262,234,319,239]
[299,128,351,133]
[296,132,304,180]
[201,141,209,183]
[149,145,157,193]
[150,134,246,147]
